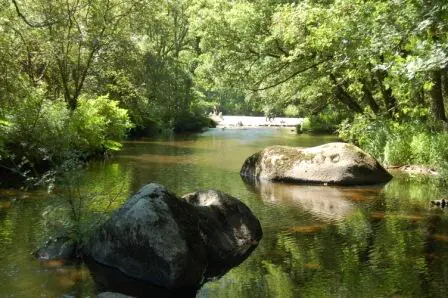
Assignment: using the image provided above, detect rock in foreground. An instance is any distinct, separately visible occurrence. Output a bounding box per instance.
[240,142,392,185]
[183,190,262,277]
[87,184,262,290]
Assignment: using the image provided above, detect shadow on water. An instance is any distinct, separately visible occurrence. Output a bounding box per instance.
[86,259,198,298]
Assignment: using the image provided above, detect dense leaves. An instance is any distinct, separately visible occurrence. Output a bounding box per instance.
[1,0,448,172]
[193,0,448,120]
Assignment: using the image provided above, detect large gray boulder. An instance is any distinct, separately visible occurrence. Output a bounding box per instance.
[183,190,262,278]
[240,142,392,185]
[87,184,206,288]
[87,183,262,290]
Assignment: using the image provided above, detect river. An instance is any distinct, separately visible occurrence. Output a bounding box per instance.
[0,128,447,297]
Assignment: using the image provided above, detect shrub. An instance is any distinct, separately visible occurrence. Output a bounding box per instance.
[299,106,349,134]
[71,95,134,153]
[1,90,71,163]
[338,114,448,172]
[173,112,215,133]
[0,92,133,183]
[42,158,132,248]
[410,133,432,165]
[284,105,299,117]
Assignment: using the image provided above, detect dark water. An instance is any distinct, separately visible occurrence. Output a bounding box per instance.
[1,128,448,297]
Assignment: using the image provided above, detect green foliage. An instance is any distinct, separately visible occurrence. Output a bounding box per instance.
[284,105,300,117]
[173,112,215,133]
[2,0,448,180]
[299,106,349,134]
[339,115,448,171]
[0,93,132,178]
[71,95,133,153]
[42,158,131,247]
[339,115,389,161]
[1,89,71,163]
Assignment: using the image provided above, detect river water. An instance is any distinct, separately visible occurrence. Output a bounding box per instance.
[1,128,448,297]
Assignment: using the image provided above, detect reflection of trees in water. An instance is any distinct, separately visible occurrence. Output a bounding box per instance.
[199,178,448,297]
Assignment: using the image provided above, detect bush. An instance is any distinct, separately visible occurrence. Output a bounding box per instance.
[42,158,132,248]
[71,95,134,153]
[284,105,300,117]
[1,90,71,163]
[338,114,448,171]
[338,115,389,161]
[0,92,133,183]
[299,107,349,134]
[173,112,215,133]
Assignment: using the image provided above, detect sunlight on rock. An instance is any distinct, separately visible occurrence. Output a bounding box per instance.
[39,259,66,268]
[370,212,423,222]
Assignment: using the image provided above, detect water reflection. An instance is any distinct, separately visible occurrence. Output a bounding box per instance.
[1,129,448,297]
[86,259,197,298]
[244,179,385,222]
[247,180,356,222]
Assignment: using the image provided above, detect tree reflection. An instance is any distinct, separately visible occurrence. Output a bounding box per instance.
[200,177,448,297]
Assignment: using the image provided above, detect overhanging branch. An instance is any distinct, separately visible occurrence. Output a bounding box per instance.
[11,0,56,28]
[252,58,331,91]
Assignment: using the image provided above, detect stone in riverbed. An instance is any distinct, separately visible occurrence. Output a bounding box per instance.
[182,190,262,278]
[35,236,76,261]
[87,184,206,289]
[240,142,392,185]
[86,183,262,290]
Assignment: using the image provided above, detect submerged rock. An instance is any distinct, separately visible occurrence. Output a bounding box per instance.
[86,183,262,290]
[240,142,392,185]
[35,236,76,261]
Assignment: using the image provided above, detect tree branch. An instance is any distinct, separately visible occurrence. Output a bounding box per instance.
[11,0,56,28]
[252,58,331,91]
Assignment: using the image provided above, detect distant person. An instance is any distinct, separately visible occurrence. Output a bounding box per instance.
[265,112,275,122]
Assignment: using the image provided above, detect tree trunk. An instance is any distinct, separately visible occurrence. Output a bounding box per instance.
[361,79,380,114]
[415,88,425,105]
[330,74,363,113]
[430,70,447,122]
[442,68,448,98]
[375,70,397,117]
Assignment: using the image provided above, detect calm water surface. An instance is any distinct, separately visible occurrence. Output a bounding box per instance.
[1,128,448,297]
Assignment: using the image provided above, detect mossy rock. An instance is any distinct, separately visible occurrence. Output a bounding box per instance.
[240,142,392,186]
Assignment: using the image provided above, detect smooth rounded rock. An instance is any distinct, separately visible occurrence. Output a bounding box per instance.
[87,183,262,290]
[182,190,262,277]
[87,184,207,289]
[240,142,392,185]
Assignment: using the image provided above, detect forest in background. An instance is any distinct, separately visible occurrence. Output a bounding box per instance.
[1,0,448,177]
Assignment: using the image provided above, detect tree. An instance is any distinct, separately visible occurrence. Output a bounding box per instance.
[193,0,448,121]
[10,0,136,110]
